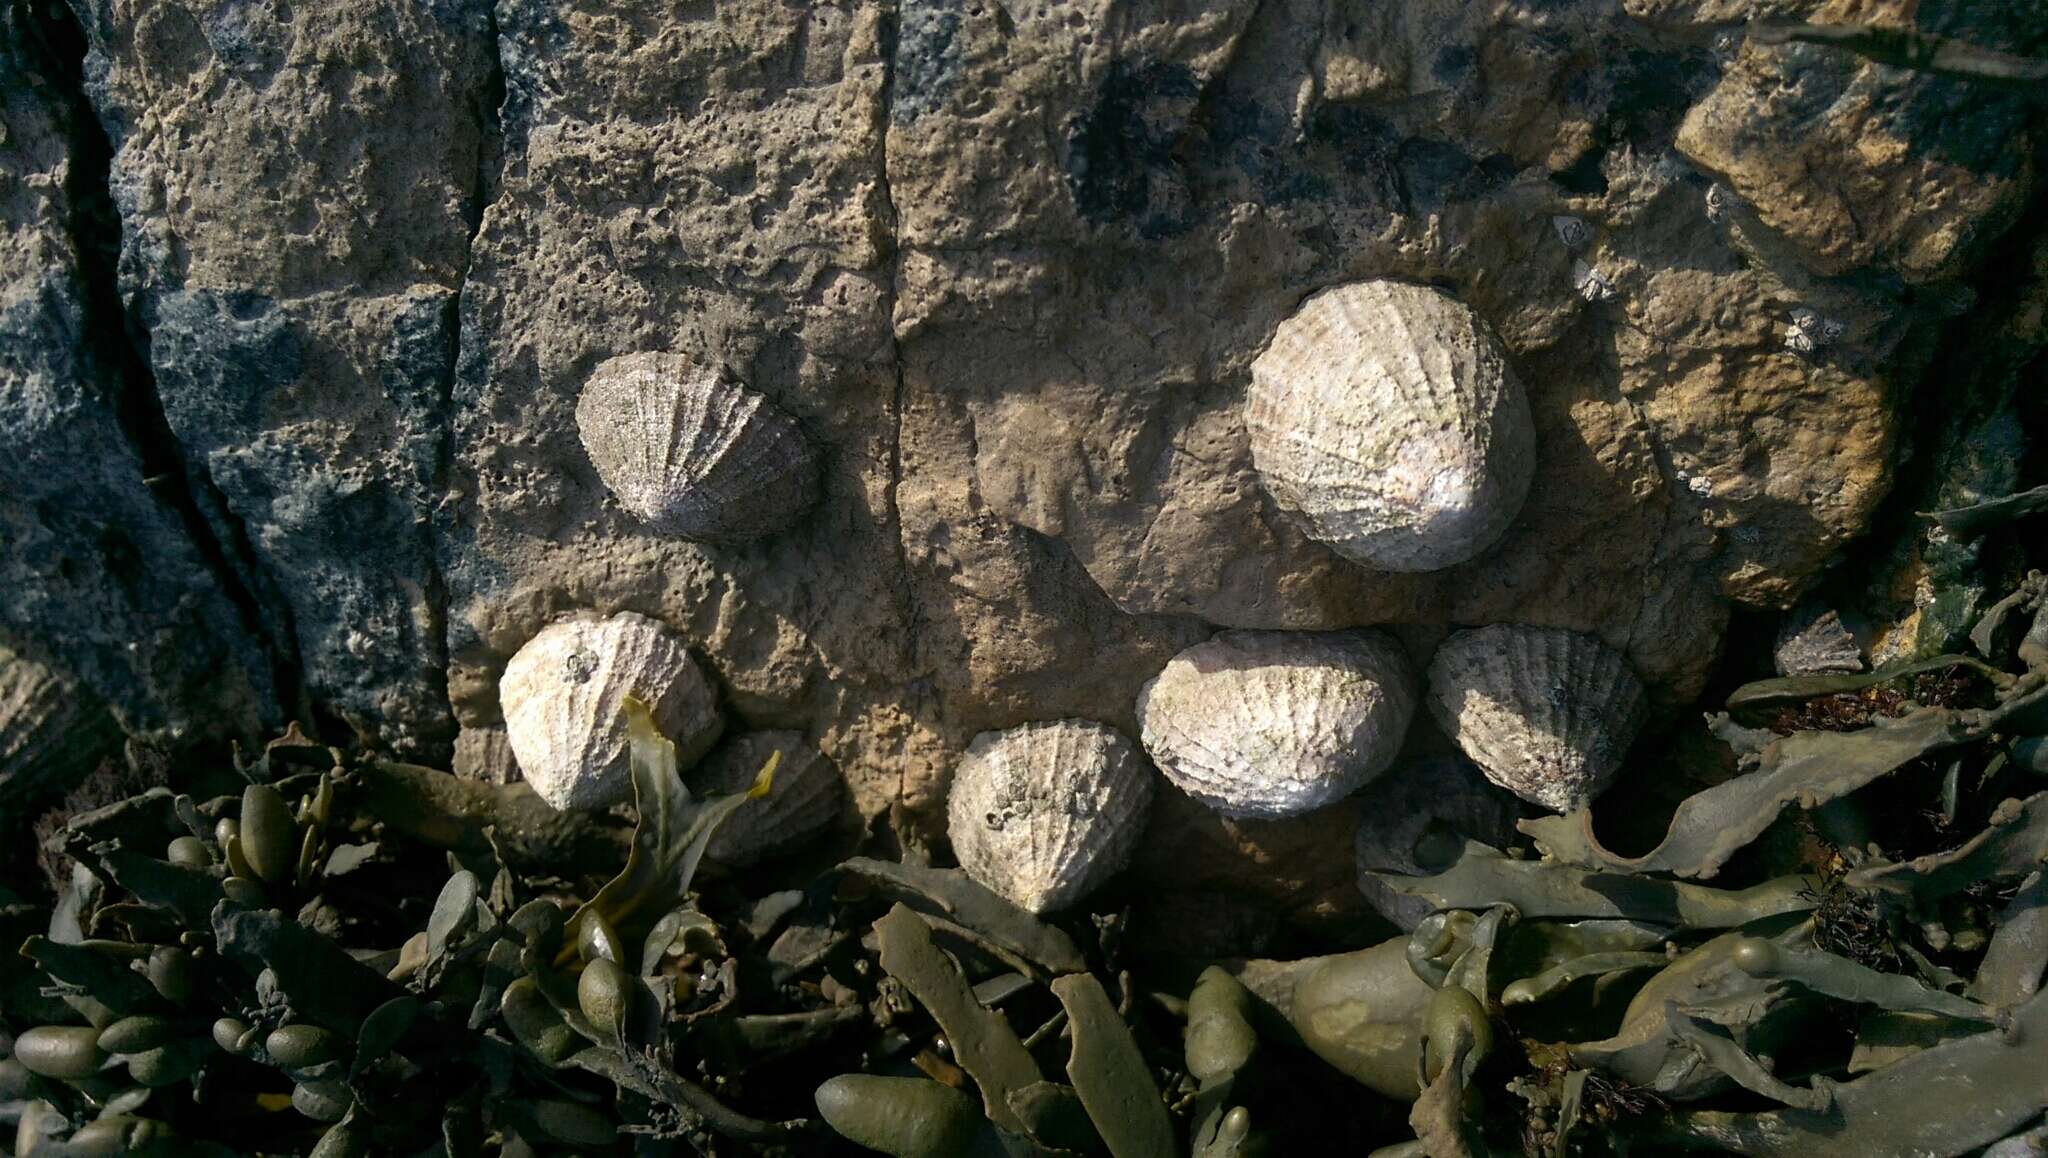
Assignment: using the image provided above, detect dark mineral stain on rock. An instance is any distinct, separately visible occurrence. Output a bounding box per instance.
[1066,59,1200,236]
[147,289,301,436]
[892,1,962,123]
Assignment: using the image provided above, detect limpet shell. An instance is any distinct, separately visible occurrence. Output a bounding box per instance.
[688,731,844,866]
[947,720,1155,913]
[0,644,120,807]
[1247,280,1536,572]
[1136,629,1418,819]
[575,351,819,541]
[500,612,723,811]
[1425,625,1646,813]
[1353,754,1520,929]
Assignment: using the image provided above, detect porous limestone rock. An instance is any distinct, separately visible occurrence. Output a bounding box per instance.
[3,0,2039,876]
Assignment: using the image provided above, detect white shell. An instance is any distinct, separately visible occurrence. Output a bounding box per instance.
[1136,629,1418,819]
[1353,754,1520,929]
[1705,182,1731,223]
[1572,259,1618,302]
[1784,308,1843,356]
[1246,281,1536,573]
[575,351,818,541]
[947,720,1155,914]
[500,612,723,811]
[1774,602,1863,676]
[689,731,844,866]
[1425,625,1646,813]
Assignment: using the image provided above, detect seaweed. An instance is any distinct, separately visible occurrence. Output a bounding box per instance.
[1052,972,1176,1158]
[1521,679,2048,879]
[838,857,1088,978]
[1847,792,2048,903]
[1185,967,1258,1158]
[1923,483,2048,536]
[1974,871,2048,1006]
[1368,841,1818,924]
[873,903,1042,1135]
[560,698,772,968]
[1647,987,2048,1158]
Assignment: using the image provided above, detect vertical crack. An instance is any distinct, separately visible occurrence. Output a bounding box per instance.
[422,2,509,754]
[22,0,304,729]
[874,1,926,814]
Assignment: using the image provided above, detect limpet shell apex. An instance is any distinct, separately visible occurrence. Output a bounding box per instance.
[575,351,819,541]
[1137,629,1419,819]
[689,731,844,866]
[1425,624,1646,813]
[1246,280,1536,573]
[947,719,1155,914]
[500,612,723,811]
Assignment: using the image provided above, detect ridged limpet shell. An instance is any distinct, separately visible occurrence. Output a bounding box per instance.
[947,720,1155,913]
[500,612,723,811]
[1425,624,1646,813]
[1353,754,1520,929]
[1136,629,1418,819]
[1246,281,1535,572]
[575,351,819,541]
[689,731,844,866]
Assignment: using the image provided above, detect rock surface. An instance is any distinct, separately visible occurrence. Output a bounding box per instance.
[2,4,2044,911]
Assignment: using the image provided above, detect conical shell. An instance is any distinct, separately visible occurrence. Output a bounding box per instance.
[1353,754,1520,929]
[500,612,723,811]
[1425,625,1646,813]
[1246,281,1535,572]
[0,645,121,807]
[575,351,819,541]
[1136,629,1418,819]
[947,720,1155,914]
[688,731,844,866]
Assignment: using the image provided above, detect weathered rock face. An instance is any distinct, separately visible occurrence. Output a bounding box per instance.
[65,0,499,757]
[0,11,270,743]
[2,3,2042,895]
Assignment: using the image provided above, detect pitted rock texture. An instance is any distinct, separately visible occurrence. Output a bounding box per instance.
[1,13,269,743]
[2,2,2043,910]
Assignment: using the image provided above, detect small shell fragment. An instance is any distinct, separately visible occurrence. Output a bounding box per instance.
[575,351,819,541]
[500,612,723,811]
[1426,625,1646,813]
[1572,259,1618,302]
[1551,215,1592,250]
[1705,182,1731,223]
[1246,280,1537,572]
[1774,601,1863,676]
[688,731,844,866]
[947,720,1155,913]
[1783,307,1843,356]
[1137,629,1418,819]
